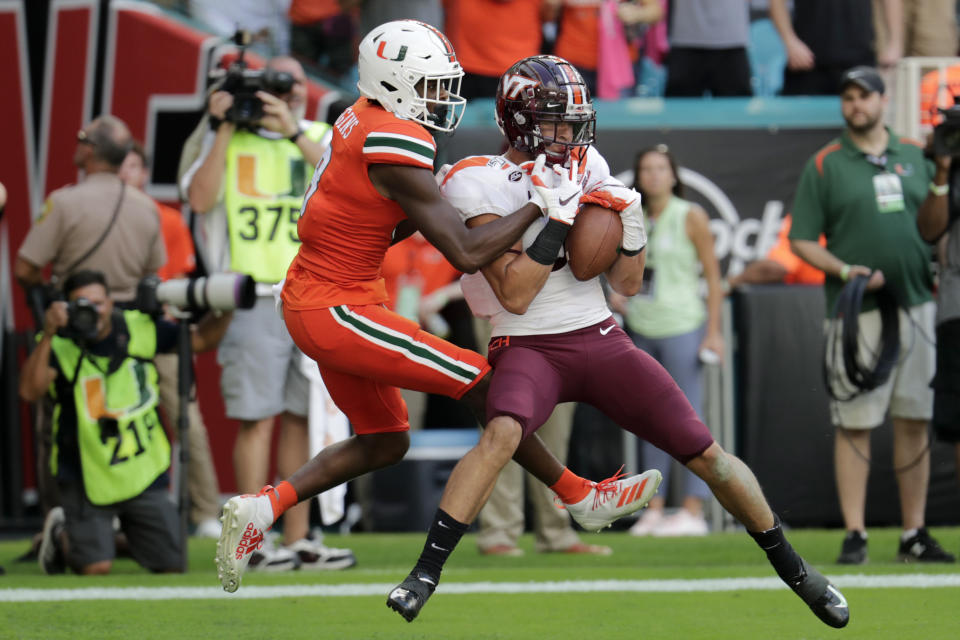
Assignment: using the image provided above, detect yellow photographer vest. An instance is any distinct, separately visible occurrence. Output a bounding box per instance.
[224,122,331,283]
[48,310,170,506]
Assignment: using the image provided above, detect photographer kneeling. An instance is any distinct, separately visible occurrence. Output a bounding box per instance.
[19,270,231,575]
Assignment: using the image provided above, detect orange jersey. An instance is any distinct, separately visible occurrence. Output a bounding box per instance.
[282,99,438,311]
[444,0,544,77]
[555,2,601,71]
[381,234,460,310]
[155,201,195,281]
[919,65,960,128]
[766,215,825,286]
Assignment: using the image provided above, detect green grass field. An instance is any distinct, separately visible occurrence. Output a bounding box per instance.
[2,527,959,639]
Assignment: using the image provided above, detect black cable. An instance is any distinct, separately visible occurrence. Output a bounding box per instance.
[823,274,900,402]
[824,274,930,473]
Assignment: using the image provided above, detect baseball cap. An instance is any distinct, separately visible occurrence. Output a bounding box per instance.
[839,66,885,95]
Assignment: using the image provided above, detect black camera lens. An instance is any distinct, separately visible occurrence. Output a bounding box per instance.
[65,297,100,343]
[262,69,295,95]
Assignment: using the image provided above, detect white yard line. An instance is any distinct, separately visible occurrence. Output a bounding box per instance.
[1,574,959,602]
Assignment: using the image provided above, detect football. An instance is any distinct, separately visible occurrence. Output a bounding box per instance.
[565,203,622,281]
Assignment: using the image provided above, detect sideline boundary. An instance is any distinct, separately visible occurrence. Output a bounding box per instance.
[2,574,960,603]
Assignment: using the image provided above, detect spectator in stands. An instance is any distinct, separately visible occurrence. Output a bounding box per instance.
[770,0,903,95]
[664,0,752,97]
[181,56,355,571]
[444,0,553,100]
[609,145,723,537]
[789,66,954,564]
[21,270,230,575]
[118,144,222,539]
[360,0,442,38]
[875,0,958,58]
[188,0,292,56]
[288,0,359,86]
[15,114,166,524]
[547,0,664,97]
[726,214,825,290]
[916,134,960,551]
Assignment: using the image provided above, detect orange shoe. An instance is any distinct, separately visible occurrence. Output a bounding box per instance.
[562,468,662,532]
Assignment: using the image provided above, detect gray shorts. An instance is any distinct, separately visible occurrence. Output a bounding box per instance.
[59,480,181,572]
[218,297,309,420]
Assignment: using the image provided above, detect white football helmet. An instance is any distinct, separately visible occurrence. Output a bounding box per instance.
[357,20,466,132]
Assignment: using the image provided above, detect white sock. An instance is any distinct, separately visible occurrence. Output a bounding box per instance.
[901,528,919,542]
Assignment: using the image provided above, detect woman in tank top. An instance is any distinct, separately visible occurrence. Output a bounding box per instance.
[610,144,725,537]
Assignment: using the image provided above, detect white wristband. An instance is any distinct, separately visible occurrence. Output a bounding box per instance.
[930,181,949,197]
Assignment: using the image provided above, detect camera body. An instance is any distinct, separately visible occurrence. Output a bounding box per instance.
[218,30,295,127]
[136,273,257,317]
[61,297,100,345]
[932,106,960,157]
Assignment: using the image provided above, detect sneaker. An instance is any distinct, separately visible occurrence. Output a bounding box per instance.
[387,571,437,622]
[479,544,525,557]
[193,517,222,539]
[286,536,357,570]
[247,545,299,572]
[836,531,867,565]
[562,468,662,532]
[786,558,850,628]
[628,509,664,537]
[897,528,957,563]
[38,507,66,575]
[215,486,277,592]
[651,510,709,537]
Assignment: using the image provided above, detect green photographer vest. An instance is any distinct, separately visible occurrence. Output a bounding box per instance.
[48,310,171,506]
[224,122,331,283]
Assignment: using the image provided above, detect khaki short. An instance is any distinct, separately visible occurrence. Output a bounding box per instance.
[826,301,936,428]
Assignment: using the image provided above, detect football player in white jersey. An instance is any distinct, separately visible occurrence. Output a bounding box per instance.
[388,55,849,630]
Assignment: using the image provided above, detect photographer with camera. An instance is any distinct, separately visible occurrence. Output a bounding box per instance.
[918,115,960,556]
[14,114,167,544]
[19,270,231,575]
[789,66,954,566]
[181,54,353,571]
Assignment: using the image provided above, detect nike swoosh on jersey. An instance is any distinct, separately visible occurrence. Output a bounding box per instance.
[599,325,615,335]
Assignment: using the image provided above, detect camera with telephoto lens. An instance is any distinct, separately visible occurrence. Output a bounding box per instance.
[932,105,960,157]
[61,297,100,345]
[135,273,257,317]
[218,30,296,127]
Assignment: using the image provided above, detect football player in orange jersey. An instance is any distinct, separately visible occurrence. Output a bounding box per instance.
[214,20,657,596]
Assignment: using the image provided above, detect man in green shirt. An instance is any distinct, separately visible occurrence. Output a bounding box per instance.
[790,66,954,565]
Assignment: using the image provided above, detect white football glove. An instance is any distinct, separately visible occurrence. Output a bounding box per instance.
[581,183,646,252]
[526,155,582,226]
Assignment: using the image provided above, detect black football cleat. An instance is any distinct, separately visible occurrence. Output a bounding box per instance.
[787,559,850,628]
[386,571,437,622]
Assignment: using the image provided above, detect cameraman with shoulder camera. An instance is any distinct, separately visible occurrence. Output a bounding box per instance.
[19,270,230,575]
[789,66,954,566]
[181,55,353,571]
[918,115,960,553]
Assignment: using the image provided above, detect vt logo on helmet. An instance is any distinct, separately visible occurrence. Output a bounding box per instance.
[358,20,466,132]
[496,55,597,167]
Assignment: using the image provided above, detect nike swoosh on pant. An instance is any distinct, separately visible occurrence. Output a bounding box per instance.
[599,326,614,335]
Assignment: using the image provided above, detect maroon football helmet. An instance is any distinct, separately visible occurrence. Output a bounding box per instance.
[495,55,596,166]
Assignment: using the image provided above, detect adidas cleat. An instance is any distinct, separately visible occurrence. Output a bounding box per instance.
[215,487,276,593]
[563,468,662,532]
[787,558,850,628]
[386,571,437,622]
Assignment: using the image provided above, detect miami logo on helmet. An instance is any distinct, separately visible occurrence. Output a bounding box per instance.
[502,74,540,99]
[376,41,407,62]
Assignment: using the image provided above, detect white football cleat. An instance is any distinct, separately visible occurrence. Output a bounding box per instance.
[215,486,277,593]
[563,468,662,532]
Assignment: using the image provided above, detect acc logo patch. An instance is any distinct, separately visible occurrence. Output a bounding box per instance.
[509,170,523,182]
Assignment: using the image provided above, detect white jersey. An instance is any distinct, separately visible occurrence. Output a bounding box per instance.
[440,147,618,337]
